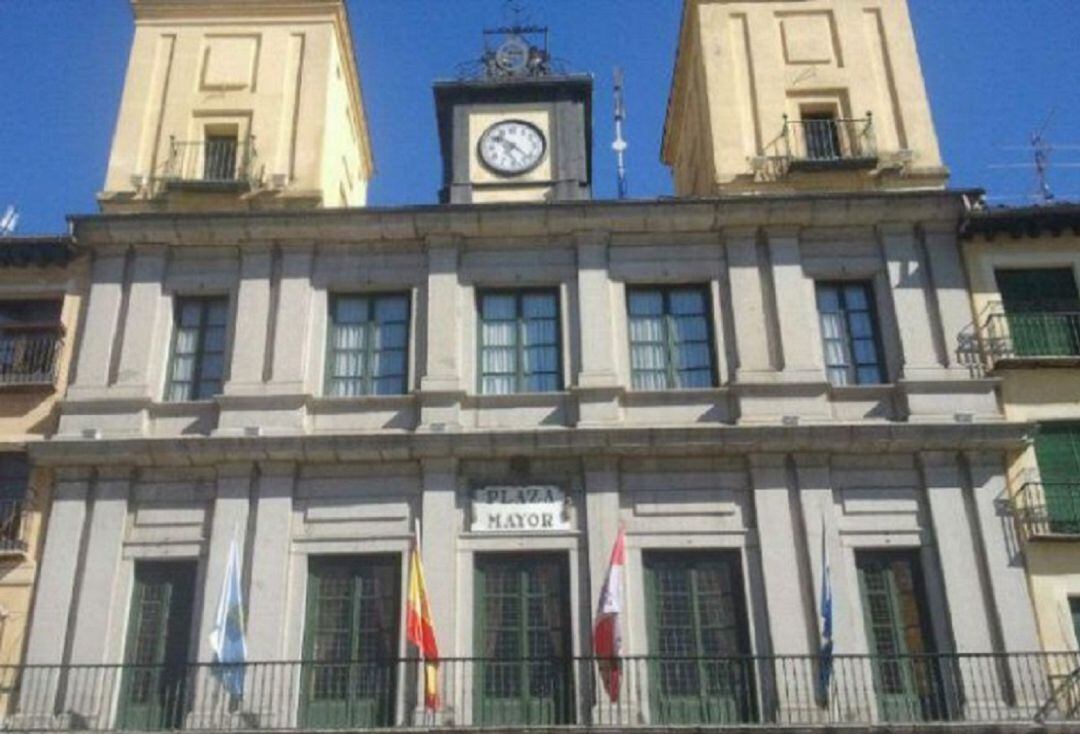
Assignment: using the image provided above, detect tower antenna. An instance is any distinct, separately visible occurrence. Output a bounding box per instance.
[613,67,629,200]
[991,108,1080,205]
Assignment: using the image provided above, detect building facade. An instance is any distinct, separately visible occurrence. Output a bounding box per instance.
[0,236,83,676]
[8,0,1078,731]
[963,204,1080,658]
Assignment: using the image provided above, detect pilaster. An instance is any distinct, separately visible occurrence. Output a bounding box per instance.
[245,462,295,660]
[112,245,168,398]
[420,459,458,660]
[268,246,314,394]
[725,228,775,381]
[574,234,622,426]
[881,223,946,379]
[66,252,127,397]
[224,247,274,393]
[420,238,463,430]
[765,227,821,382]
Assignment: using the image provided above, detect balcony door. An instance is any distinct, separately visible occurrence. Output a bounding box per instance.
[996,268,1080,357]
[644,551,755,725]
[301,555,400,729]
[117,561,196,731]
[474,553,573,726]
[856,551,944,722]
[1035,423,1080,534]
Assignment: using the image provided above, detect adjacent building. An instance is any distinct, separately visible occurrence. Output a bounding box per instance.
[7,0,1076,731]
[962,204,1080,661]
[0,235,83,681]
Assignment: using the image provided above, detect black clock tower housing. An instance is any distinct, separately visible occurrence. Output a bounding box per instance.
[434,29,593,205]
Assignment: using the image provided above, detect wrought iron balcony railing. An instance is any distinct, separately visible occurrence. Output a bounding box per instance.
[161,136,257,187]
[0,498,28,553]
[0,328,63,387]
[0,652,1076,731]
[782,115,878,171]
[980,303,1080,368]
[1013,482,1080,539]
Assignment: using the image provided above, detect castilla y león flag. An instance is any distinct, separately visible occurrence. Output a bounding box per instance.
[407,537,440,710]
[593,527,625,702]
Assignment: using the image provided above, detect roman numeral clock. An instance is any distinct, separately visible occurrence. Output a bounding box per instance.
[434,27,593,204]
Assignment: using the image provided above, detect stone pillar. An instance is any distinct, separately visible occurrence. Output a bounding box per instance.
[268,247,314,394]
[66,468,131,665]
[575,236,621,425]
[224,247,274,393]
[920,223,972,371]
[921,452,995,652]
[965,452,1046,706]
[419,239,462,429]
[195,464,252,663]
[420,459,458,725]
[19,469,90,726]
[245,463,295,661]
[750,454,816,722]
[23,469,91,665]
[765,228,821,381]
[881,224,944,379]
[725,229,774,381]
[113,245,168,397]
[66,252,127,396]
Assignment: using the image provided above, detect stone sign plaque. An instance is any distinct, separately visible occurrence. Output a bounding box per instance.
[471,486,570,532]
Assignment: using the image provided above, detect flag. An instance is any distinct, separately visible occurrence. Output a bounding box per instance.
[817,519,834,706]
[593,527,625,702]
[209,536,247,698]
[407,535,440,711]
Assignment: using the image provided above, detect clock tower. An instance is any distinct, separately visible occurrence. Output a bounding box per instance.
[434,27,593,204]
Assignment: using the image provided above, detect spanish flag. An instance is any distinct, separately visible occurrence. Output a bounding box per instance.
[407,535,440,710]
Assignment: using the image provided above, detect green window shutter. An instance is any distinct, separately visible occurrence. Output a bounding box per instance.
[995,269,1080,357]
[643,551,754,725]
[473,554,572,726]
[118,562,196,731]
[1034,424,1080,532]
[302,555,400,729]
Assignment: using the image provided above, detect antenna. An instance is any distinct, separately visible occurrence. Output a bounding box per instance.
[612,67,629,200]
[0,206,18,237]
[989,108,1080,205]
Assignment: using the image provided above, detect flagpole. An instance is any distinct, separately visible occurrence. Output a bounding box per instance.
[413,518,429,726]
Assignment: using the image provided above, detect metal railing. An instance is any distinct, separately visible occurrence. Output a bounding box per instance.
[162,136,257,185]
[0,653,1076,730]
[782,115,877,170]
[0,498,28,553]
[980,303,1080,367]
[1013,482,1080,539]
[0,329,63,386]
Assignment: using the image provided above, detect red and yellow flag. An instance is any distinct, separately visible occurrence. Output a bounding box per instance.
[407,539,440,710]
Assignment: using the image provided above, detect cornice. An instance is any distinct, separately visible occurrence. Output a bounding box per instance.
[28,422,1030,469]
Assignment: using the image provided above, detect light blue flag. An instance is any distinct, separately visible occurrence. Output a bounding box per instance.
[817,520,834,705]
[209,536,247,698]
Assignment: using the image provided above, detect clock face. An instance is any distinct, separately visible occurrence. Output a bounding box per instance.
[478,120,547,176]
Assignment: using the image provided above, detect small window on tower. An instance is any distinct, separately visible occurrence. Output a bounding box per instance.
[202,126,240,182]
[800,108,841,161]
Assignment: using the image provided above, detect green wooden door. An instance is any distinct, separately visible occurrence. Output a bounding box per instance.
[1034,424,1080,533]
[856,551,943,722]
[117,562,196,731]
[474,553,573,726]
[644,551,755,725]
[996,269,1080,357]
[301,555,400,729]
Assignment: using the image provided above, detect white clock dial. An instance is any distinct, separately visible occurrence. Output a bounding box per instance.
[478,120,547,176]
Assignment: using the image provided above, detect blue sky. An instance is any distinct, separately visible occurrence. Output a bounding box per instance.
[0,1,1077,234]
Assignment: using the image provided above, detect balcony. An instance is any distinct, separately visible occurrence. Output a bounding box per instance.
[0,328,63,389]
[1012,482,1080,540]
[0,653,1076,731]
[782,115,878,172]
[160,136,258,192]
[979,303,1080,369]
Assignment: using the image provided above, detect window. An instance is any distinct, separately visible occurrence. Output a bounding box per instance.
[0,299,63,386]
[203,133,239,181]
[1033,423,1080,534]
[478,290,560,395]
[627,286,714,391]
[474,553,572,725]
[1071,598,1080,650]
[995,268,1080,358]
[0,455,27,550]
[302,556,399,729]
[644,551,755,725]
[801,110,841,161]
[816,281,885,386]
[118,562,196,731]
[166,296,229,402]
[326,294,409,397]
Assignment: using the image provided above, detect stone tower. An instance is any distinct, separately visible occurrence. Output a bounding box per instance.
[99,0,373,213]
[663,0,948,195]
